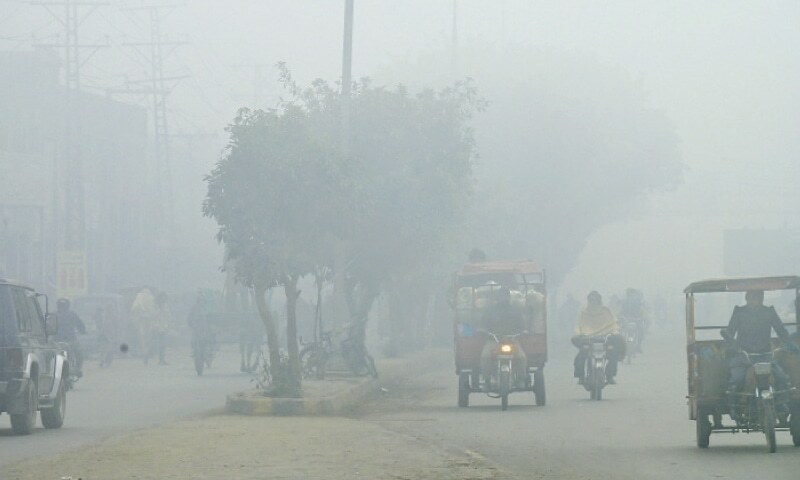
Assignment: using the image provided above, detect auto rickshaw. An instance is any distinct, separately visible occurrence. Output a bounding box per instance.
[685,276,800,452]
[452,261,547,410]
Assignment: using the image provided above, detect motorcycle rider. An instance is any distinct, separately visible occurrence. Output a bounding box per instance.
[149,292,171,365]
[572,291,625,384]
[187,291,216,368]
[724,290,799,418]
[619,288,648,353]
[54,298,87,377]
[479,286,528,389]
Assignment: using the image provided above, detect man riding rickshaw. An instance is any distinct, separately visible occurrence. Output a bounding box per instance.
[685,276,800,452]
[452,260,547,410]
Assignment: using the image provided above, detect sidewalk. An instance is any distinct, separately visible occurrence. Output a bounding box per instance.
[5,413,506,480]
[3,349,512,480]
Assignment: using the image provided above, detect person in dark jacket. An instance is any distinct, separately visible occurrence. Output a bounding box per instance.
[54,298,87,376]
[479,287,527,389]
[725,290,800,418]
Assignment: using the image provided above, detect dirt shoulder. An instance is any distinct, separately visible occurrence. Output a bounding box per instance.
[5,410,509,480]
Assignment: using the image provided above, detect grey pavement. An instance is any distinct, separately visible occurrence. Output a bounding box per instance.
[359,331,800,479]
[0,343,252,467]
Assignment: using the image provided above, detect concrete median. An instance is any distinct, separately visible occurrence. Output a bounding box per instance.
[226,376,379,416]
[225,348,447,416]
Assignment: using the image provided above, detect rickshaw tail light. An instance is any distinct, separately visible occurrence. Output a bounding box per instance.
[500,344,513,353]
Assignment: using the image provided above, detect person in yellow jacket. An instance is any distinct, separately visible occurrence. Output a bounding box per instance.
[571,291,626,384]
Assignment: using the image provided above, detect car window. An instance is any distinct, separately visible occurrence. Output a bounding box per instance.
[12,288,32,333]
[0,285,11,340]
[26,293,45,337]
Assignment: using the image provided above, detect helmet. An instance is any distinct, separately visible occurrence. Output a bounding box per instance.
[587,291,602,304]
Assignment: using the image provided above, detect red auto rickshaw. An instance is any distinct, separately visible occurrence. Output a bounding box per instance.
[452,261,547,410]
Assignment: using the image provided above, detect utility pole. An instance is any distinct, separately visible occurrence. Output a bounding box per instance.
[340,0,354,156]
[334,0,355,326]
[452,0,458,78]
[32,0,108,297]
[117,3,187,227]
[231,63,273,108]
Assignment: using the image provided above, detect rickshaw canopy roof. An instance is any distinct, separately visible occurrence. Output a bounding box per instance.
[458,261,543,277]
[684,276,800,294]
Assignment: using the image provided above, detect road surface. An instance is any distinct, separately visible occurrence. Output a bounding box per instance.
[358,331,800,479]
[0,343,251,467]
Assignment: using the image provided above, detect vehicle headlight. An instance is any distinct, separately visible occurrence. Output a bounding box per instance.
[500,344,513,353]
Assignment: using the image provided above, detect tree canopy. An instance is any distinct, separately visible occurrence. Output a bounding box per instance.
[203,70,481,391]
[378,43,684,287]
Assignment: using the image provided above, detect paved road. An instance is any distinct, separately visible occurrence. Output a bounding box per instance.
[360,332,800,479]
[0,343,251,467]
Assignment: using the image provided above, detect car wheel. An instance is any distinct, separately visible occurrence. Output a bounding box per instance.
[11,379,38,435]
[41,380,66,429]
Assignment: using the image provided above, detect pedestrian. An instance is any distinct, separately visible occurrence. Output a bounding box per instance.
[95,304,118,367]
[151,292,171,365]
[54,298,87,377]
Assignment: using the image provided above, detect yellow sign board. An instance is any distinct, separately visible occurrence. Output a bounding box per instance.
[57,251,88,299]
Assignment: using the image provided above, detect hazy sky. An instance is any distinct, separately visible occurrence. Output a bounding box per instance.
[2,0,799,297]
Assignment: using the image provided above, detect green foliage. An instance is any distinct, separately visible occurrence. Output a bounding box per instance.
[203,66,481,378]
[204,105,357,287]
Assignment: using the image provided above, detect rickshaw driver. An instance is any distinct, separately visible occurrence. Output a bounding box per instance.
[480,286,528,389]
[724,290,799,418]
[572,291,625,384]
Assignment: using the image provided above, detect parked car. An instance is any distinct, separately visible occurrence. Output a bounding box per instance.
[0,279,69,434]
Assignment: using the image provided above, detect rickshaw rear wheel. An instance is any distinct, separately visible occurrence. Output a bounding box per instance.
[458,372,470,408]
[696,408,711,448]
[533,370,546,406]
[791,405,800,446]
[762,401,777,453]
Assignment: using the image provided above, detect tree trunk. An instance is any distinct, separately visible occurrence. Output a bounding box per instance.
[332,240,352,325]
[284,274,302,396]
[314,270,325,344]
[254,282,281,384]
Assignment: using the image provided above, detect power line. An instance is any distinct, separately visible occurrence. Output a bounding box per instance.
[112,2,187,227]
[32,0,109,253]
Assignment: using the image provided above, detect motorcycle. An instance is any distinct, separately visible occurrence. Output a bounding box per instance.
[191,325,216,376]
[478,331,528,411]
[56,341,82,390]
[621,319,639,364]
[727,349,796,453]
[582,335,610,400]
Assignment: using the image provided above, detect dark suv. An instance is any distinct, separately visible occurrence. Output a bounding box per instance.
[0,279,68,434]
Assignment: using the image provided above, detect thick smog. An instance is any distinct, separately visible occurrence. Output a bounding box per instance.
[0,1,799,479]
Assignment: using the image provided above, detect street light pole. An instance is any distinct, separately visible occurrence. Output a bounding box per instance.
[334,0,355,326]
[341,0,354,155]
[452,0,458,78]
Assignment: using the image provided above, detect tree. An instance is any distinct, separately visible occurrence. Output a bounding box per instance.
[203,105,356,396]
[283,74,482,342]
[377,43,684,287]
[204,70,481,389]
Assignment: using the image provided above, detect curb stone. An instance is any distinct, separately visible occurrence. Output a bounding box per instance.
[226,377,379,416]
[225,348,447,416]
